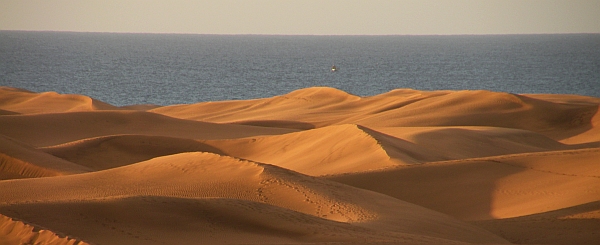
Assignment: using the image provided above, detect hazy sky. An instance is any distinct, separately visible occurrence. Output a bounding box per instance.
[1,0,599,35]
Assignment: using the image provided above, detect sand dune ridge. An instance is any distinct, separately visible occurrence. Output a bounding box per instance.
[0,86,117,114]
[0,135,91,179]
[1,86,598,244]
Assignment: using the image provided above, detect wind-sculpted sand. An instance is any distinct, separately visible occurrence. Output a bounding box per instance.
[1,86,599,244]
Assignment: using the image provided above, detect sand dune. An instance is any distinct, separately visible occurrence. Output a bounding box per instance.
[0,86,118,114]
[39,123,580,177]
[153,87,600,143]
[369,126,582,159]
[150,87,437,127]
[201,124,423,176]
[0,214,89,245]
[330,148,600,220]
[0,110,296,147]
[41,135,225,170]
[0,109,19,116]
[473,201,600,245]
[0,197,496,245]
[200,124,586,176]
[348,90,599,143]
[1,87,599,244]
[0,152,507,244]
[12,122,442,177]
[150,87,363,128]
[0,135,90,179]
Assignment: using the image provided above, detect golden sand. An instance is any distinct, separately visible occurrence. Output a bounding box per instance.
[1,86,598,244]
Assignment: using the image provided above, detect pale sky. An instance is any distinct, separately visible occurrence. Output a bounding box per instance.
[1,0,599,35]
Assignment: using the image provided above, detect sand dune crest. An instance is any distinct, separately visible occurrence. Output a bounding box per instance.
[0,135,90,179]
[330,147,600,221]
[202,124,399,176]
[151,88,600,144]
[354,90,599,139]
[41,135,225,170]
[202,124,451,176]
[0,110,296,147]
[0,152,508,244]
[0,214,89,245]
[0,86,118,114]
[369,126,579,160]
[1,86,598,244]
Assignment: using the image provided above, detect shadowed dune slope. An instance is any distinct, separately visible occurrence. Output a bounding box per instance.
[0,152,508,244]
[0,135,91,180]
[368,126,583,160]
[559,103,600,144]
[0,111,296,147]
[473,201,600,245]
[329,148,600,221]
[0,197,501,245]
[41,135,225,170]
[352,91,600,143]
[0,214,90,245]
[0,86,118,114]
[0,109,19,116]
[152,88,600,143]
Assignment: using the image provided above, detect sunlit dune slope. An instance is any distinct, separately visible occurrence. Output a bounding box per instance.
[152,87,600,143]
[0,152,508,244]
[330,148,600,221]
[151,87,363,128]
[200,124,588,176]
[1,86,599,245]
[39,123,581,178]
[0,111,296,147]
[40,135,225,170]
[0,135,90,179]
[0,86,118,114]
[119,104,162,111]
[201,124,437,176]
[36,123,584,180]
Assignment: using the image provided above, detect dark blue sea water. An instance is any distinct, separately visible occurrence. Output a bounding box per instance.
[1,31,599,106]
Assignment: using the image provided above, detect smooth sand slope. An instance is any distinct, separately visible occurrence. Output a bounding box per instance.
[0,134,91,179]
[201,124,419,176]
[1,86,599,244]
[0,111,296,147]
[329,148,600,245]
[40,135,227,171]
[152,87,600,142]
[0,152,507,245]
[200,124,589,176]
[330,148,600,220]
[0,87,118,114]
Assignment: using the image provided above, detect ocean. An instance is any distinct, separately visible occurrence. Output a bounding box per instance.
[1,31,599,106]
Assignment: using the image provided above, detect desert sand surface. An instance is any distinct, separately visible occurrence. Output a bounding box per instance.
[1,86,598,245]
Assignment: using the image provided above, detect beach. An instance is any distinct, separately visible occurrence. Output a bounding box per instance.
[1,86,599,244]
